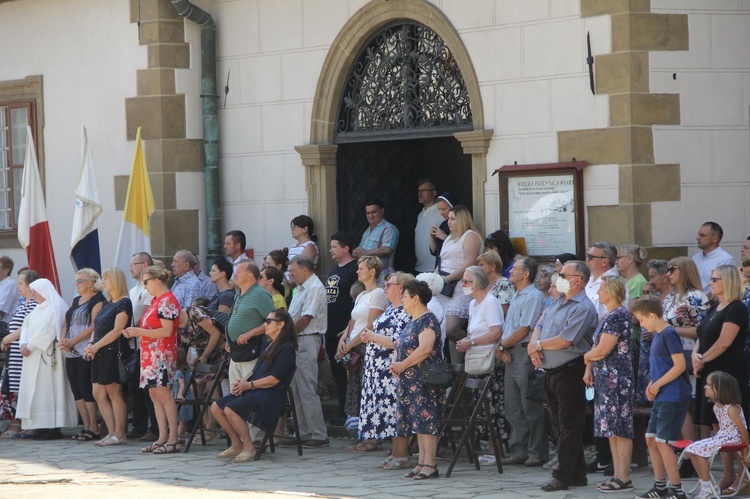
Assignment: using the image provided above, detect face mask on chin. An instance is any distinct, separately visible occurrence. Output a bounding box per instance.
[462,286,473,296]
[555,276,571,295]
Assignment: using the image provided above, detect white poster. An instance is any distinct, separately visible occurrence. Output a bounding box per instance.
[507,174,576,256]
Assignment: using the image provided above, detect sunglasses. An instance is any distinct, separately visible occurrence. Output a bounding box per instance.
[264,318,283,324]
[558,273,581,280]
[710,277,723,283]
[667,266,679,274]
[142,277,156,285]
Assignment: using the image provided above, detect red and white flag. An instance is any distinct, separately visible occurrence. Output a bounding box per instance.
[18,125,60,291]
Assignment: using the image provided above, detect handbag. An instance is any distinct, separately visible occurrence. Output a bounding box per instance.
[438,269,458,297]
[422,358,453,390]
[227,337,263,363]
[464,346,496,375]
[526,368,546,402]
[346,349,364,374]
[117,344,139,385]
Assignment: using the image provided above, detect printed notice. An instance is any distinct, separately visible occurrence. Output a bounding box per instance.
[507,175,576,255]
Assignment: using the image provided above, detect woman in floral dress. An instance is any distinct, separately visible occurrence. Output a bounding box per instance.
[664,256,709,441]
[391,280,445,480]
[584,275,634,493]
[124,265,181,454]
[358,271,414,469]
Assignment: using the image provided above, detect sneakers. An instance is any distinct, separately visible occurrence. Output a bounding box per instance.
[634,487,668,499]
[663,490,687,499]
[302,439,330,449]
[587,459,613,473]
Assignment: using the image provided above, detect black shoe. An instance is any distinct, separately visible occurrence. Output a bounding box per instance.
[126,429,146,439]
[570,477,588,487]
[635,487,668,499]
[663,489,687,499]
[33,428,63,440]
[329,417,346,426]
[540,478,568,491]
[602,464,614,476]
[586,460,612,474]
[678,458,697,478]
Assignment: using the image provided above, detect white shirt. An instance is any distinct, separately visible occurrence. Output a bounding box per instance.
[586,267,628,321]
[467,294,504,350]
[693,246,735,294]
[129,281,153,326]
[0,278,18,323]
[414,203,443,272]
[349,288,387,340]
[288,274,328,336]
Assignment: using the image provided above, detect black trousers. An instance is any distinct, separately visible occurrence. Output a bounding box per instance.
[325,334,347,418]
[545,358,588,485]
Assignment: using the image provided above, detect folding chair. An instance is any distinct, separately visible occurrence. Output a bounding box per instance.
[179,356,227,453]
[676,440,750,498]
[442,375,504,477]
[256,366,303,459]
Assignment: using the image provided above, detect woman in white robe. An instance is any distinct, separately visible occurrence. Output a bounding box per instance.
[16,279,77,430]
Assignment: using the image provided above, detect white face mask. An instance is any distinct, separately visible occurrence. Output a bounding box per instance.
[462,286,473,296]
[555,276,571,295]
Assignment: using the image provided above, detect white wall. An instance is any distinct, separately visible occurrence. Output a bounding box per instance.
[651,0,750,260]
[0,0,146,300]
[212,0,614,257]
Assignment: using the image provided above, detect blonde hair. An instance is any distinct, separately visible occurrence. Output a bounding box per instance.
[76,268,103,292]
[667,256,703,299]
[618,244,648,267]
[476,250,503,275]
[446,205,478,241]
[600,275,627,304]
[143,265,172,285]
[388,271,415,287]
[102,267,128,302]
[712,264,743,302]
[358,256,382,279]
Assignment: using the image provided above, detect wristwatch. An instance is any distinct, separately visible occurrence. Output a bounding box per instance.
[470,339,476,347]
[497,344,505,352]
[536,340,543,352]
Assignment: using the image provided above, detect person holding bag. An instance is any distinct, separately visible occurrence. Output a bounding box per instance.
[455,265,505,465]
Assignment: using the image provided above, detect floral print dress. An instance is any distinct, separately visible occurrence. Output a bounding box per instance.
[685,404,746,457]
[592,306,634,439]
[395,312,445,436]
[139,292,180,389]
[179,306,228,382]
[358,304,411,440]
[663,289,709,372]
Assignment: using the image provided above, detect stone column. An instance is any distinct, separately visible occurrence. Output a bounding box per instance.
[454,130,494,235]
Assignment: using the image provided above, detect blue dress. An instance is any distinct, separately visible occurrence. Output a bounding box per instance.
[592,306,634,439]
[358,305,411,440]
[395,312,445,436]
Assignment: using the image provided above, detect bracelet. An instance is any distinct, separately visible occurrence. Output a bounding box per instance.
[250,381,255,390]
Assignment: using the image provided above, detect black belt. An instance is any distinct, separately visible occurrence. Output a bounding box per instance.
[544,357,583,375]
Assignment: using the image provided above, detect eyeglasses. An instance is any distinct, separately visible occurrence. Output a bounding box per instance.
[129,261,147,268]
[558,273,581,280]
[142,277,156,285]
[264,318,283,324]
[385,282,399,288]
[710,277,723,283]
[586,254,606,260]
[667,266,679,274]
[75,278,89,284]
[461,279,473,285]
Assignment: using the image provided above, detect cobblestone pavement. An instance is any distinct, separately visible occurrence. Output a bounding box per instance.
[0,430,668,498]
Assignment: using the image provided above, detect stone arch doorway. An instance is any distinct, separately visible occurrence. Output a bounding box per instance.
[296,0,493,275]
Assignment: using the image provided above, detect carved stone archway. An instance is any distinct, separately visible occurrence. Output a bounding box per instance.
[296,0,492,275]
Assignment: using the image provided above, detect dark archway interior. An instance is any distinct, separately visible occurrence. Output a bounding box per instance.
[337,137,472,273]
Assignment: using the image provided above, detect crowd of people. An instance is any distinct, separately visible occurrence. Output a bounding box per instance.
[1,178,750,497]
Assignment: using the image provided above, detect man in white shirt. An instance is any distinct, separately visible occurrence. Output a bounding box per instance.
[585,242,623,321]
[224,230,249,280]
[0,256,18,329]
[279,255,329,449]
[191,253,218,300]
[414,179,443,274]
[693,221,736,294]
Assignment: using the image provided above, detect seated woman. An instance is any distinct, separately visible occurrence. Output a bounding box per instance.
[211,309,297,463]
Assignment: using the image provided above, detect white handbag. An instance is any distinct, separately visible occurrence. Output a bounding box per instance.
[464,346,496,375]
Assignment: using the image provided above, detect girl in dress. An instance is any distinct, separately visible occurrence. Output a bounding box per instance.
[684,371,749,499]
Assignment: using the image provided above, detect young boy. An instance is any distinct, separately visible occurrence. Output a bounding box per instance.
[633,297,693,499]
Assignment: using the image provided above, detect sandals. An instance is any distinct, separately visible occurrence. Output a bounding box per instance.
[73,430,100,441]
[413,464,440,480]
[383,457,411,470]
[404,464,425,478]
[141,441,166,453]
[233,450,256,463]
[598,478,633,493]
[97,435,127,446]
[349,441,382,452]
[478,454,497,466]
[152,442,181,454]
[217,448,242,459]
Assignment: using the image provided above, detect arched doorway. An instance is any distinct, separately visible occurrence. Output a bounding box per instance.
[296,0,493,275]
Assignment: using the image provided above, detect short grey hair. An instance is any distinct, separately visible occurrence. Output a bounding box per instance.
[290,255,315,272]
[175,249,197,267]
[566,260,591,283]
[465,265,490,291]
[647,259,669,275]
[591,242,617,267]
[416,272,444,296]
[517,256,539,283]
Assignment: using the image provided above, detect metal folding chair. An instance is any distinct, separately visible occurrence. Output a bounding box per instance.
[179,357,227,453]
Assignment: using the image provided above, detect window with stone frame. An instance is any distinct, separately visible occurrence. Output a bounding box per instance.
[0,100,36,229]
[0,76,43,236]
